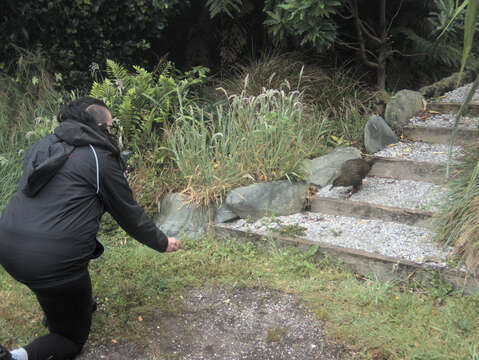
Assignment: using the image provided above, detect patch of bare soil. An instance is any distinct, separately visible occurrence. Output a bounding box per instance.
[79,287,354,360]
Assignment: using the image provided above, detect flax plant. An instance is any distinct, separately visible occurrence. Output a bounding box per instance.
[436,143,479,273]
[436,1,479,273]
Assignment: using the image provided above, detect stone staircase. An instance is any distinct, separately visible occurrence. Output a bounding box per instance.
[215,101,479,295]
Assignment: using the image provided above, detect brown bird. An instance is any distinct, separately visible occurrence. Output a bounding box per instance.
[329,157,377,197]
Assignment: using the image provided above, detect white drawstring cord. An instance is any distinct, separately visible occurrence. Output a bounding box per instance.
[89,144,100,194]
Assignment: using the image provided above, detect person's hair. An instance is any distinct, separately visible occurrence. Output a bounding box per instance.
[57,97,109,128]
[85,104,111,127]
[57,97,121,153]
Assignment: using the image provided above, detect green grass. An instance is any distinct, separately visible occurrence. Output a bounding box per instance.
[1,233,478,359]
[215,52,376,150]
[2,51,478,359]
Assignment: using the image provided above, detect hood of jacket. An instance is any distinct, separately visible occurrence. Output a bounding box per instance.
[22,120,119,197]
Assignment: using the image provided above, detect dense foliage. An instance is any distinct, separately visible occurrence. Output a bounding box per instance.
[1,0,190,88]
[2,0,475,91]
[89,59,208,151]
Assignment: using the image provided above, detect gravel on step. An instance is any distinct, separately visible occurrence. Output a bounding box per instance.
[224,212,452,265]
[315,177,444,212]
[410,112,478,128]
[440,83,479,103]
[374,141,463,163]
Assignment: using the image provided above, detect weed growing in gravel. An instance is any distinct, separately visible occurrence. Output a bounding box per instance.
[271,223,307,237]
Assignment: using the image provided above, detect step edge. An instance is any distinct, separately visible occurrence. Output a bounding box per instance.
[213,224,478,295]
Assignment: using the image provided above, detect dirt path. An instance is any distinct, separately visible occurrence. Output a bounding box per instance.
[79,286,354,360]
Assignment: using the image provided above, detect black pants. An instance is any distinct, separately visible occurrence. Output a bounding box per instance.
[24,271,93,360]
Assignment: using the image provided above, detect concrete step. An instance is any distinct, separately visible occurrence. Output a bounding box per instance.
[373,141,463,164]
[428,101,479,116]
[402,126,479,145]
[315,177,442,212]
[310,196,434,229]
[369,157,446,185]
[311,177,442,229]
[214,223,478,295]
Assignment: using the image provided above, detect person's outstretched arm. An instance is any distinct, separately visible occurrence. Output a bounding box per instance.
[98,152,180,252]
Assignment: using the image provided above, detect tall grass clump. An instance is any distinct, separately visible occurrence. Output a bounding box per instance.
[0,51,64,210]
[215,52,378,149]
[435,142,479,274]
[165,81,328,206]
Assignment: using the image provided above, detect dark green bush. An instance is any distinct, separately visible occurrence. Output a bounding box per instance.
[1,0,190,88]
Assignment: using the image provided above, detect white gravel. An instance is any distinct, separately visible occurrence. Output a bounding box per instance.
[220,177,449,264]
[218,84,479,267]
[440,83,479,103]
[410,112,478,128]
[374,141,463,163]
[224,213,451,265]
[316,177,444,212]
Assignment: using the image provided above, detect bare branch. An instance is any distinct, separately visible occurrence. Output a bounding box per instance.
[387,0,405,34]
[337,0,354,20]
[337,41,360,52]
[358,20,382,44]
[379,0,386,38]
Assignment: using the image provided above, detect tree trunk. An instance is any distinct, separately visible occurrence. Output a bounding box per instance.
[350,0,390,90]
[377,59,386,90]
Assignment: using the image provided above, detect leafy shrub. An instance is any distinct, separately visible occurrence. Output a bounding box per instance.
[1,0,191,88]
[89,59,208,152]
[264,0,340,49]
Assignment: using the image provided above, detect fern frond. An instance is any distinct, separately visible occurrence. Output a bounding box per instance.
[206,0,243,18]
[394,27,462,67]
[106,59,133,89]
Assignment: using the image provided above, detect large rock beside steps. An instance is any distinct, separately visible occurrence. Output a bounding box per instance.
[225,181,308,221]
[155,193,213,239]
[302,147,361,188]
[364,115,399,154]
[384,90,424,130]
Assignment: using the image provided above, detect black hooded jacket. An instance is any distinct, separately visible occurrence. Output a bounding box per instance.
[0,120,168,288]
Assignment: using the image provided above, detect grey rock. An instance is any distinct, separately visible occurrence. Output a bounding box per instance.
[214,202,239,223]
[384,90,424,130]
[155,193,214,239]
[225,180,309,221]
[364,115,399,154]
[302,147,361,188]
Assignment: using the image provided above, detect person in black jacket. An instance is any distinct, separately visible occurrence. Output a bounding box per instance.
[0,97,181,360]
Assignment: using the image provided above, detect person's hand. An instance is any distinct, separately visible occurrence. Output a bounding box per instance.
[166,237,181,252]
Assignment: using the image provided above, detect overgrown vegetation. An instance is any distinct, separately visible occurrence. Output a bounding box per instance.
[1,24,479,357]
[0,52,66,210]
[165,85,325,205]
[434,1,479,275]
[435,142,479,274]
[216,52,374,147]
[78,53,373,206]
[1,0,191,88]
[2,1,476,91]
[89,59,208,152]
